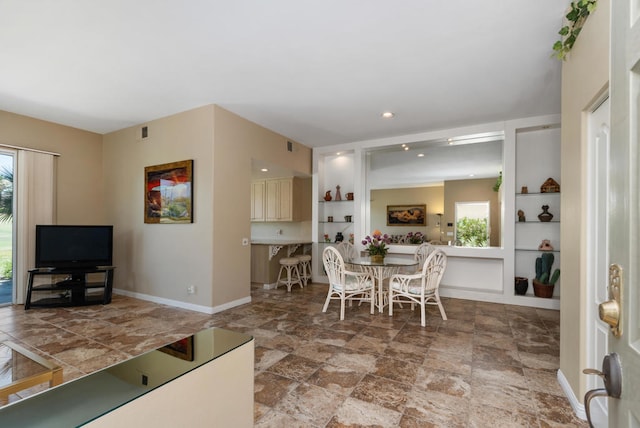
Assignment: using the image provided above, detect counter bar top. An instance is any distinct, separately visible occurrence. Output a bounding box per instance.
[251,239,312,245]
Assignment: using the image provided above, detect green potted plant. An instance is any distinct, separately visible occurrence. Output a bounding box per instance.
[532,252,560,298]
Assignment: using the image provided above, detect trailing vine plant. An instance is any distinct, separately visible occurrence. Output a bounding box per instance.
[552,0,597,60]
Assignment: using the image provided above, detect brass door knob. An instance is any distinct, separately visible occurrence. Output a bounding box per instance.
[599,299,620,328]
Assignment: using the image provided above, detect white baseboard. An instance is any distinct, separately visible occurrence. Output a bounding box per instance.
[557,369,587,421]
[113,288,251,315]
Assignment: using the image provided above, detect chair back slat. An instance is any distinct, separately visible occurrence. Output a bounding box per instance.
[422,249,447,292]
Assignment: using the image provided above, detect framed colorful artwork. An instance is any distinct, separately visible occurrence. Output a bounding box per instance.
[386,204,427,226]
[145,160,193,224]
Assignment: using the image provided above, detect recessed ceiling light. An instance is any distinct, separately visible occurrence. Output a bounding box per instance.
[261,168,268,172]
[336,152,341,156]
[403,146,409,151]
[417,153,424,157]
[381,112,395,119]
[469,174,475,177]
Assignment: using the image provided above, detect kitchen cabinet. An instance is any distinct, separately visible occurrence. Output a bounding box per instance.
[251,177,311,222]
[250,181,265,221]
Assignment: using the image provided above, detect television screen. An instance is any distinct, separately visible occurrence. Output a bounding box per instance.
[35,225,113,269]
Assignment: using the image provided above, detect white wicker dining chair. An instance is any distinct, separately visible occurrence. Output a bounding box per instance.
[388,249,448,326]
[322,246,375,320]
[335,241,358,261]
[413,242,435,272]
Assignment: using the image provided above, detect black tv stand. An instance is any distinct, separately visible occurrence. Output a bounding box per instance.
[25,267,115,310]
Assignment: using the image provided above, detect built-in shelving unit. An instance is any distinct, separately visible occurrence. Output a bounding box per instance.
[313,152,356,281]
[514,125,561,300]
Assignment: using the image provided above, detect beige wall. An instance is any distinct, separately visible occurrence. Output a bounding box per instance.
[370,186,444,241]
[443,177,501,246]
[210,106,311,307]
[559,0,609,402]
[102,105,311,309]
[102,106,216,306]
[0,110,104,224]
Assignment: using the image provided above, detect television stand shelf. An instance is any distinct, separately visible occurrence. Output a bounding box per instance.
[25,267,115,310]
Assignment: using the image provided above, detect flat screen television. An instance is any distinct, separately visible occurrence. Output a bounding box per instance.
[35,225,113,270]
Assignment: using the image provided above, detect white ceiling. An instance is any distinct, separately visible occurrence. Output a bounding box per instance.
[0,1,568,148]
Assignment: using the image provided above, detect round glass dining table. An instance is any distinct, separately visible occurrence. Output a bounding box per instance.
[345,257,418,313]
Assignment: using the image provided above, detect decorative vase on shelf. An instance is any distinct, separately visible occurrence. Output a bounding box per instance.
[324,191,332,201]
[371,254,384,263]
[335,185,342,201]
[538,205,553,222]
[515,277,529,295]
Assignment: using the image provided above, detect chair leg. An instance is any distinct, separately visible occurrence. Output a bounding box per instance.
[293,265,302,290]
[322,288,332,313]
[276,265,285,290]
[435,292,447,320]
[420,299,426,327]
[340,294,346,320]
[369,287,374,315]
[286,266,293,292]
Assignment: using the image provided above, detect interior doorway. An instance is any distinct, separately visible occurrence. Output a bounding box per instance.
[585,95,610,425]
[0,152,14,305]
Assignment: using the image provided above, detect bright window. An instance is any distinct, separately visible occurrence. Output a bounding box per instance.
[455,201,490,247]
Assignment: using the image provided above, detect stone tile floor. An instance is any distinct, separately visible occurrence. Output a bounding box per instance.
[0,283,588,427]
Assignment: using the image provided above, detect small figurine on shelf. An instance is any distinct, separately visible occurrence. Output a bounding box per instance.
[349,233,354,244]
[324,234,331,243]
[521,186,528,194]
[334,232,344,243]
[346,192,354,200]
[335,185,342,201]
[324,190,332,201]
[517,210,526,222]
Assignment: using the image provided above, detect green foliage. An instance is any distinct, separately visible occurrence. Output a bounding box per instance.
[0,257,12,279]
[455,217,488,247]
[0,166,13,224]
[553,0,598,60]
[493,172,502,192]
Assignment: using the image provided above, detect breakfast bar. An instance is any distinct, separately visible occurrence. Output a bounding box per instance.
[251,239,312,288]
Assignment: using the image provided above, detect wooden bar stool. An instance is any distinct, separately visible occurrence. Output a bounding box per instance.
[276,257,303,292]
[296,254,312,286]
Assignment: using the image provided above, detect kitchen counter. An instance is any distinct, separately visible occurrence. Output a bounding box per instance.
[251,239,312,245]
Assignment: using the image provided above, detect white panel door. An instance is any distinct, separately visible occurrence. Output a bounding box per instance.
[607,0,640,426]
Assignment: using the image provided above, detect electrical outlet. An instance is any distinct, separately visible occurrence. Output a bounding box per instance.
[187,285,196,295]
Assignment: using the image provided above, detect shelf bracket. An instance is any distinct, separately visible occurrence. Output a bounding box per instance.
[268,245,283,260]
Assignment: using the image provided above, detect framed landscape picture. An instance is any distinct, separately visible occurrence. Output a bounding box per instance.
[145,160,193,224]
[386,204,427,226]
